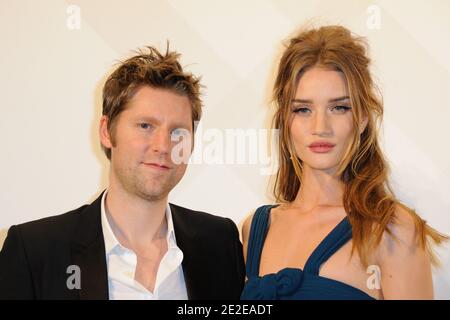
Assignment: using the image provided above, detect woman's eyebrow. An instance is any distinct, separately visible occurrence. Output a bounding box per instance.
[291,98,313,103]
[291,96,350,103]
[328,96,350,102]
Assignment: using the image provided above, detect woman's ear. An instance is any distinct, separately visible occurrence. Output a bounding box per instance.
[99,115,113,149]
[359,115,368,134]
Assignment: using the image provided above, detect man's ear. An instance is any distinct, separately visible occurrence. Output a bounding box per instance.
[99,115,113,149]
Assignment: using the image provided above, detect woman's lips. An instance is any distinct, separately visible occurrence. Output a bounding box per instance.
[308,142,335,153]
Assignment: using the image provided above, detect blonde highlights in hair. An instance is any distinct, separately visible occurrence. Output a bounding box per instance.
[272,25,447,267]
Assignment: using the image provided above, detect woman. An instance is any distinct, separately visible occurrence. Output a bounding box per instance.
[241,25,448,300]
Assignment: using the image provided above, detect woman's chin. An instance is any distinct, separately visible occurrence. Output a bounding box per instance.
[303,162,339,173]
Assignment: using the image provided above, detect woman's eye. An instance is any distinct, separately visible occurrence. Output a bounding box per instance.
[332,105,351,113]
[293,107,311,114]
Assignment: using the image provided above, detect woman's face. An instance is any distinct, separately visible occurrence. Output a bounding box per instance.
[290,66,363,175]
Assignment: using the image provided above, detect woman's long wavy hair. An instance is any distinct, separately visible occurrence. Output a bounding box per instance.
[272,25,447,267]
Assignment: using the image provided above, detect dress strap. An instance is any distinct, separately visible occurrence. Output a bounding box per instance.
[245,205,276,278]
[303,217,353,275]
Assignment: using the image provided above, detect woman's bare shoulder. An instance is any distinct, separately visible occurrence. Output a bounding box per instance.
[241,204,284,241]
[376,205,433,299]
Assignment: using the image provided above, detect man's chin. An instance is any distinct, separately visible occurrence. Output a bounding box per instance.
[132,176,181,201]
[136,190,168,202]
[137,182,175,201]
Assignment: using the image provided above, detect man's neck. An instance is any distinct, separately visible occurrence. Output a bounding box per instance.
[104,184,168,250]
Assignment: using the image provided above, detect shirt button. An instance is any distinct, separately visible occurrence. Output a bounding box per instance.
[124,271,133,277]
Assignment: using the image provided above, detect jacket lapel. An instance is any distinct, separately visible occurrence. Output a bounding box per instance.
[170,204,204,300]
[68,196,207,299]
[70,192,109,300]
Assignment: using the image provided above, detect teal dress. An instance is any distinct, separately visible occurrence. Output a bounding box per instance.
[241,205,375,300]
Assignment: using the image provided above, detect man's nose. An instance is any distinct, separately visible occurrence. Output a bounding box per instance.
[151,129,171,154]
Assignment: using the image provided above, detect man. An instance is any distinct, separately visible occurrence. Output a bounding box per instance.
[0,46,245,299]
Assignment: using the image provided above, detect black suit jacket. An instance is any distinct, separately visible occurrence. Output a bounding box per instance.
[0,193,245,299]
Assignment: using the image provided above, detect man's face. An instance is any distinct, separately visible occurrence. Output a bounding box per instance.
[100,86,193,201]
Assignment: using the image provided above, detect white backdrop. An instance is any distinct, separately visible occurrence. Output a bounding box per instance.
[1,0,449,298]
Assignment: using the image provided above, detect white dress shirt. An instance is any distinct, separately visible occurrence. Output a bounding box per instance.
[100,190,188,300]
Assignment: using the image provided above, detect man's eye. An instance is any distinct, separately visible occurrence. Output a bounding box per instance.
[171,128,189,140]
[138,123,152,129]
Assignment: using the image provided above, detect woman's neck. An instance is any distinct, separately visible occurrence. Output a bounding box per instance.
[291,165,345,211]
